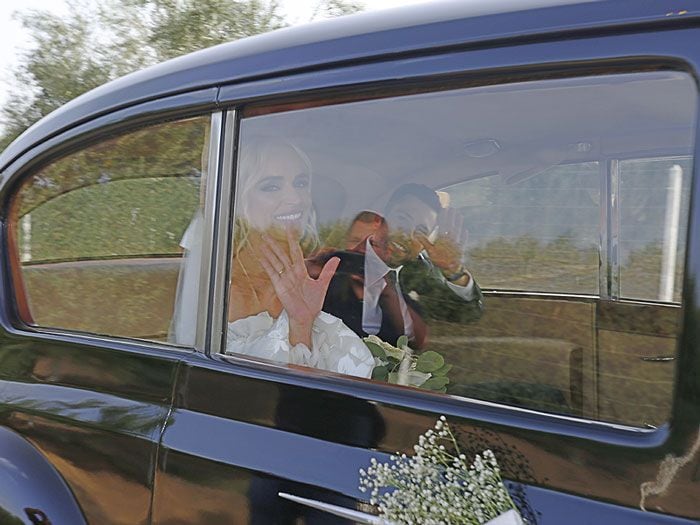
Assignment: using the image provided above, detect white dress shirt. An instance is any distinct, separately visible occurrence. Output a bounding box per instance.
[361,240,478,339]
[361,239,414,338]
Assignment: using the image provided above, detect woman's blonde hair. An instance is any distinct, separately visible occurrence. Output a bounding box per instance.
[233,136,319,255]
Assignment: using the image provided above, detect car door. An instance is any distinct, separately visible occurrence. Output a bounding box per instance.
[0,111,219,524]
[152,26,700,524]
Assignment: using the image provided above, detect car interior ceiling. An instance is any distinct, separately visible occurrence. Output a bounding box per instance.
[280,71,696,220]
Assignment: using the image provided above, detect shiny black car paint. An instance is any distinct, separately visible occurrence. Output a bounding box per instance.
[0,1,699,524]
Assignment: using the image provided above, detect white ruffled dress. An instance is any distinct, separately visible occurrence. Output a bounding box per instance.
[226,310,375,378]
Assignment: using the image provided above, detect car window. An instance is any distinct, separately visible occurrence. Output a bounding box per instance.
[8,115,213,344]
[224,71,696,427]
[618,157,692,303]
[444,161,600,295]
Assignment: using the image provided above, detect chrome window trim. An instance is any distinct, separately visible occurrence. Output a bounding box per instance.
[608,158,621,300]
[482,290,683,308]
[482,290,598,300]
[6,111,220,352]
[196,112,224,352]
[217,350,665,439]
[208,110,237,356]
[4,323,195,355]
[277,493,387,524]
[598,160,609,300]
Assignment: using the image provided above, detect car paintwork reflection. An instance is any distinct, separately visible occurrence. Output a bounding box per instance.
[0,335,177,525]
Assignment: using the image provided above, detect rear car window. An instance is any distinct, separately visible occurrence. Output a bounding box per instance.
[224,71,696,428]
[9,116,212,344]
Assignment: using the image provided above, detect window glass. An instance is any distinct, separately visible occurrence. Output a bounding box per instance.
[10,116,212,343]
[225,72,695,427]
[445,162,600,294]
[619,157,692,303]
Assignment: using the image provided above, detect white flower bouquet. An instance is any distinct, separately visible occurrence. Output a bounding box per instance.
[364,335,451,392]
[359,417,524,525]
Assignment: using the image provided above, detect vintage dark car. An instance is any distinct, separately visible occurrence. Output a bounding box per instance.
[1,0,699,523]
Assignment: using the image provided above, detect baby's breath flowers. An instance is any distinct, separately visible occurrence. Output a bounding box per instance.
[359,416,523,525]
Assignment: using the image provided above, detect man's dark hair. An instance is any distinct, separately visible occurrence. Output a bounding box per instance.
[385,183,441,214]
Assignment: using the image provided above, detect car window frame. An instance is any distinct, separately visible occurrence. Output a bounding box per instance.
[1,104,224,355]
[209,29,700,447]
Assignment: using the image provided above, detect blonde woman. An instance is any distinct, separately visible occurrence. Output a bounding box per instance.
[226,137,374,378]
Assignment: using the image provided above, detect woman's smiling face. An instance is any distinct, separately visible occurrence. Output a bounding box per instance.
[243,143,312,233]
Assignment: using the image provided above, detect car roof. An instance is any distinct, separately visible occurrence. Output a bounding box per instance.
[1,0,698,173]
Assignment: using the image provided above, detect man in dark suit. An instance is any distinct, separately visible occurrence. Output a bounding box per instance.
[320,211,429,348]
[383,184,483,326]
[319,184,482,349]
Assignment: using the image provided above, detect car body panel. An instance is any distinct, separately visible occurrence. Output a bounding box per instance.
[154,350,698,523]
[0,2,699,524]
[0,426,87,524]
[0,88,219,189]
[0,329,182,524]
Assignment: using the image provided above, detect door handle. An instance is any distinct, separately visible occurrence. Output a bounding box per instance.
[278,492,390,524]
[278,492,524,524]
[640,355,675,362]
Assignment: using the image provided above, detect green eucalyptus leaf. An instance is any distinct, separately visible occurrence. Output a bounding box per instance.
[432,363,453,377]
[420,376,450,390]
[396,335,409,348]
[365,341,386,359]
[372,365,389,381]
[416,351,445,373]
